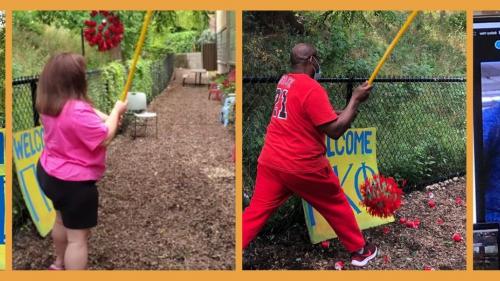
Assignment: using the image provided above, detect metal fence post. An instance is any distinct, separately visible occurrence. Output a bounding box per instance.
[105,78,110,113]
[81,28,86,57]
[345,79,353,107]
[151,61,156,98]
[30,80,39,126]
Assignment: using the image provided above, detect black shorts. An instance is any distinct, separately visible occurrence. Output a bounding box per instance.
[36,161,99,229]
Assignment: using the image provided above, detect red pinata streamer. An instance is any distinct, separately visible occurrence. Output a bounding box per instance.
[360,174,404,218]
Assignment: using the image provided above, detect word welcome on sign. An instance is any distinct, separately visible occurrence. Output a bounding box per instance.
[13,127,55,237]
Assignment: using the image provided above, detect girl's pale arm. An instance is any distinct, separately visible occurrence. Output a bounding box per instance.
[101,100,128,147]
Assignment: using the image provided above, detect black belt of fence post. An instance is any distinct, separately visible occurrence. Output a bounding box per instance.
[29,80,39,126]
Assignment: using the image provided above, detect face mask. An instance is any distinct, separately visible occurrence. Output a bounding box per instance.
[311,56,322,80]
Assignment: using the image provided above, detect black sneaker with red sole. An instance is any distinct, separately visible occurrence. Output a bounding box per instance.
[351,243,378,267]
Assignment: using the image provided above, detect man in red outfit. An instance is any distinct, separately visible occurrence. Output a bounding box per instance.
[243,43,377,267]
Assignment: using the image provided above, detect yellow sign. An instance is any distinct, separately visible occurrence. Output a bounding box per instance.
[0,129,4,270]
[13,126,55,237]
[0,245,4,270]
[302,128,393,244]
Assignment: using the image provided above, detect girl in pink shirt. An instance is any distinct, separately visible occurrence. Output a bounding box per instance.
[35,53,127,270]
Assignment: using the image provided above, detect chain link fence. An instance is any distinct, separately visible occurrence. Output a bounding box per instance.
[12,55,175,229]
[243,76,466,208]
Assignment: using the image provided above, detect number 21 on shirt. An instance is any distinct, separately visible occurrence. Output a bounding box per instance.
[273,88,288,120]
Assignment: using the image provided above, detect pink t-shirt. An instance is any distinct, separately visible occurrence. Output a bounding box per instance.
[40,99,109,181]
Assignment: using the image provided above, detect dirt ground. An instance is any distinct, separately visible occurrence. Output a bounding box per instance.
[14,81,235,270]
[243,178,466,270]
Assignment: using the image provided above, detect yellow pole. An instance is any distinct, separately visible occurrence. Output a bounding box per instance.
[120,10,154,101]
[368,11,419,85]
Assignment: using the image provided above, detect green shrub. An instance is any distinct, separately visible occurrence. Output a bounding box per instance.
[99,61,127,112]
[163,31,200,54]
[87,59,156,113]
[13,24,113,77]
[129,59,154,102]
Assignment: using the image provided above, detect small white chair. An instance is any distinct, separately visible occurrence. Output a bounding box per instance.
[127,92,158,138]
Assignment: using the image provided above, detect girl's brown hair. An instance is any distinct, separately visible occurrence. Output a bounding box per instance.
[36,53,91,116]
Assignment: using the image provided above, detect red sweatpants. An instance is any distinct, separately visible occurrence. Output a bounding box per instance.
[242,163,365,252]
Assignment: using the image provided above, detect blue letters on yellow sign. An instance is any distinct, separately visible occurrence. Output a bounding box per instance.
[13,127,55,237]
[302,128,394,244]
[13,126,44,160]
[326,129,373,157]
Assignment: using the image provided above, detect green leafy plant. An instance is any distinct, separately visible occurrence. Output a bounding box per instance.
[197,28,215,44]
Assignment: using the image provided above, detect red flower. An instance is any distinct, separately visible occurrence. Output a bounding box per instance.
[383,255,391,264]
[437,218,444,225]
[84,20,96,28]
[455,197,463,205]
[382,227,390,234]
[452,233,463,242]
[399,217,407,224]
[406,218,420,229]
[320,240,330,249]
[334,261,344,270]
[360,174,404,218]
[84,27,95,36]
[428,200,436,208]
[423,265,435,271]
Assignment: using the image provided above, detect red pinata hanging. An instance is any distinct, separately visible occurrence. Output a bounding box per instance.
[83,10,124,52]
[360,174,404,218]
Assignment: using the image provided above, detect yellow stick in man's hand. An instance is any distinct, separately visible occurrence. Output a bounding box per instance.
[120,10,154,101]
[368,11,419,85]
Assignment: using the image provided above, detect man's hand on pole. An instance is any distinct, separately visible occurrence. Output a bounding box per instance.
[352,81,373,103]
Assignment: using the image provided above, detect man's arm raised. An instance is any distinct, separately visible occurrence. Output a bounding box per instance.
[318,81,372,140]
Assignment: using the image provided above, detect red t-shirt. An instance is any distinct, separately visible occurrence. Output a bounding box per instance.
[258,73,338,173]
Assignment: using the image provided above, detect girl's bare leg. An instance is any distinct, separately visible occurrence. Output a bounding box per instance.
[51,211,67,268]
[64,228,90,270]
